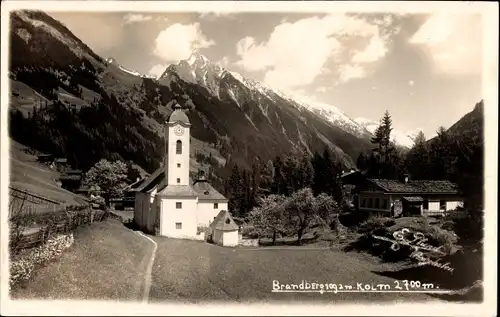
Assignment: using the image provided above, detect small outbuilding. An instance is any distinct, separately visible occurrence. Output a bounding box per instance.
[209,209,240,247]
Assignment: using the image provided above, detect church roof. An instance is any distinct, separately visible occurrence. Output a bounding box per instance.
[135,166,227,201]
[210,209,239,232]
[192,179,228,201]
[134,166,165,193]
[168,103,190,125]
[157,185,199,197]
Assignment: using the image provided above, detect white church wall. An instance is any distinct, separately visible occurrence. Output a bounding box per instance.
[134,192,149,229]
[222,230,239,247]
[144,188,157,233]
[160,197,198,239]
[165,124,191,186]
[147,196,161,233]
[213,229,223,246]
[197,200,228,227]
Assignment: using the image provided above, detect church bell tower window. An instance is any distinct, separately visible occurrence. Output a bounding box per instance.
[176,140,182,154]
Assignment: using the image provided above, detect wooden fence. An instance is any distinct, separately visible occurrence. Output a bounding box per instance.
[9,206,109,253]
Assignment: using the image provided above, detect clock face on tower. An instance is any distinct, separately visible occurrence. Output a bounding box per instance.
[173,125,184,136]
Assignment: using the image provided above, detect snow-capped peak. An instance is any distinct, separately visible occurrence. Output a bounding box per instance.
[289,97,372,138]
[161,53,374,139]
[186,50,209,68]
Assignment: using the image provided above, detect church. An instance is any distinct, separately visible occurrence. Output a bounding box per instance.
[133,102,229,240]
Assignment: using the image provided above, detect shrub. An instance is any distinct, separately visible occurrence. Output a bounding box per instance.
[338,210,369,228]
[10,233,74,288]
[426,225,459,255]
[358,216,396,234]
[240,225,259,239]
[346,216,460,263]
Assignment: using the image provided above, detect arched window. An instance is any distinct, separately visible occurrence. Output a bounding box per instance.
[176,140,182,154]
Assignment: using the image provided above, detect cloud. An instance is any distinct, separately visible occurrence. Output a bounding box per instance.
[338,64,367,84]
[408,13,482,75]
[235,14,399,91]
[351,32,388,63]
[153,23,215,63]
[123,13,153,24]
[218,56,231,68]
[148,64,167,78]
[408,80,415,86]
[315,86,328,93]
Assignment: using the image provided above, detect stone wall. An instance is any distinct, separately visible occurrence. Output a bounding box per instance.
[239,238,259,247]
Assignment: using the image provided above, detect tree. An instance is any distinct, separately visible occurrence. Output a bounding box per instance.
[356,152,369,171]
[428,126,454,180]
[370,121,384,145]
[82,159,128,204]
[298,150,314,190]
[311,151,325,196]
[367,110,398,179]
[271,155,287,195]
[247,194,287,245]
[405,131,431,180]
[260,159,274,192]
[282,187,337,244]
[225,164,244,216]
[380,110,393,147]
[126,162,141,183]
[312,193,340,227]
[283,188,315,244]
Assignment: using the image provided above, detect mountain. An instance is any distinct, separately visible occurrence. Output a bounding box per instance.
[447,100,484,140]
[8,10,374,192]
[354,117,422,148]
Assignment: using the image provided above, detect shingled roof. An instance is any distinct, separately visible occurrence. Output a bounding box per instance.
[192,179,227,201]
[157,185,199,197]
[210,209,239,231]
[368,179,460,194]
[135,166,164,193]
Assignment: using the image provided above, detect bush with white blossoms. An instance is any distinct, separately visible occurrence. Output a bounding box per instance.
[9,233,74,288]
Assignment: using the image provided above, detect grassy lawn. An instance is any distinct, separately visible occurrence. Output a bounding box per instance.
[149,237,442,304]
[10,219,154,301]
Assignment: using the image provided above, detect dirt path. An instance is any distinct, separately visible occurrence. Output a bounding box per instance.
[134,231,158,303]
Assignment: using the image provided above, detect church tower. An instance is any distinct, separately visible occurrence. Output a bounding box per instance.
[165,102,191,186]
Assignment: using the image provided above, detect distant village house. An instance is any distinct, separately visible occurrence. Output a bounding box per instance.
[343,172,464,218]
[59,169,83,192]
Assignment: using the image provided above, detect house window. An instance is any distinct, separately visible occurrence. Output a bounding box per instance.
[374,198,380,209]
[423,200,429,210]
[176,140,182,154]
[176,202,182,209]
[176,178,180,184]
[361,198,366,207]
[368,198,373,208]
[177,163,181,168]
[175,222,182,229]
[440,200,446,210]
[382,199,388,209]
[214,203,218,209]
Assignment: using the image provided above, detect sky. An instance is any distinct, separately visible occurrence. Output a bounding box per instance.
[47,10,484,138]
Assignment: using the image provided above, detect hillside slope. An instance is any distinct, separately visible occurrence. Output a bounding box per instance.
[8,10,373,191]
[9,139,89,207]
